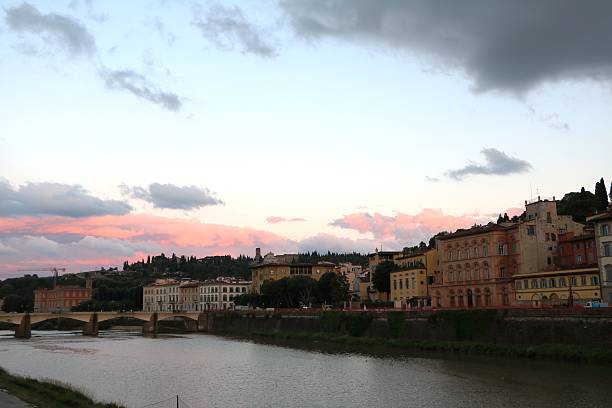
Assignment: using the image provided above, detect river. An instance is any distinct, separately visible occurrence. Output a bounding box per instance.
[0,330,610,408]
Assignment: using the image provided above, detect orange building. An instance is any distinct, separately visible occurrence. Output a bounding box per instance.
[34,279,93,312]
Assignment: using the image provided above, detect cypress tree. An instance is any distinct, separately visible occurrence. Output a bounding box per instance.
[595,178,609,211]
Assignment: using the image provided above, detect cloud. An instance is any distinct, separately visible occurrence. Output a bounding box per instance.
[4,2,96,57]
[99,68,182,111]
[526,105,570,132]
[425,176,440,183]
[446,148,532,181]
[120,183,223,210]
[298,233,375,254]
[192,3,278,57]
[281,0,612,93]
[0,179,131,217]
[330,208,491,244]
[266,216,306,224]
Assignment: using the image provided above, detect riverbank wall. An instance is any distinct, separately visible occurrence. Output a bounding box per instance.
[206,309,612,347]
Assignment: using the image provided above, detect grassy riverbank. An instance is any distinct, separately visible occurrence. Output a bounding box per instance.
[221,330,612,365]
[0,368,124,408]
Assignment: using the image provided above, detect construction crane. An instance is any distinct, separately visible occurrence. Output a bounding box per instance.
[17,267,66,287]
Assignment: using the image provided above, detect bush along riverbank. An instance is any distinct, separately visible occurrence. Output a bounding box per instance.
[0,368,124,408]
[209,310,612,365]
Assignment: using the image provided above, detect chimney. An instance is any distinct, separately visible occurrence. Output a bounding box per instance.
[255,247,261,260]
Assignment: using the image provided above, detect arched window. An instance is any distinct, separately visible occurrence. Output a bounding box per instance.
[483,264,490,280]
[449,271,454,282]
[484,288,492,306]
[458,290,464,307]
[502,287,509,305]
[474,264,480,281]
[475,289,482,306]
[458,271,463,282]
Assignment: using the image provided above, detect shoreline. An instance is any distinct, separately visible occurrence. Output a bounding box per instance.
[214,330,612,366]
[0,368,124,408]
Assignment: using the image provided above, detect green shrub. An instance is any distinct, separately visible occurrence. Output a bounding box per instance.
[387,312,405,338]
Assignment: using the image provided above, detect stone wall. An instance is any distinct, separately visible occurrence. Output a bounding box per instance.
[206,309,612,347]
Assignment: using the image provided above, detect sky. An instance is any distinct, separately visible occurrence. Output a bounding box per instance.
[1,0,612,277]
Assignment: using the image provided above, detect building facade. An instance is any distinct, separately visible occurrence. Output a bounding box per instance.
[390,248,437,308]
[250,250,337,294]
[143,279,181,312]
[199,278,250,310]
[33,279,93,312]
[432,198,586,309]
[587,210,612,303]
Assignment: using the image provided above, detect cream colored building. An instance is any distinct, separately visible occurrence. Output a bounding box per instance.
[250,250,337,294]
[143,279,181,312]
[390,248,437,308]
[199,278,251,310]
[587,209,612,303]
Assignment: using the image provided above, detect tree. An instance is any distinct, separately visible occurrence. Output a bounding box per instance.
[557,189,599,222]
[318,272,348,305]
[372,261,395,297]
[1,294,29,313]
[595,178,609,211]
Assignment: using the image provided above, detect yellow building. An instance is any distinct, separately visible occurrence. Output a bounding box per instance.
[390,248,438,308]
[513,267,601,306]
[250,250,337,294]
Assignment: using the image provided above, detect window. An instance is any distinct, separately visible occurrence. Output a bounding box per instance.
[549,278,556,288]
[405,278,409,288]
[545,233,550,241]
[466,270,471,281]
[531,279,538,289]
[512,241,517,254]
[551,233,556,241]
[483,244,488,257]
[503,287,509,305]
[500,266,506,278]
[458,271,463,282]
[458,292,464,307]
[515,280,522,290]
[484,289,492,306]
[527,225,536,236]
[448,250,453,261]
[540,279,547,289]
[411,277,416,289]
[601,224,610,236]
[591,276,599,285]
[393,280,397,290]
[603,243,612,257]
[474,247,479,257]
[559,277,566,287]
[547,257,552,265]
[546,212,552,223]
[449,271,454,282]
[498,244,508,256]
[484,267,490,280]
[466,248,470,259]
[581,275,587,286]
[571,277,577,286]
[606,265,612,281]
[576,254,583,263]
[457,249,462,260]
[399,279,403,289]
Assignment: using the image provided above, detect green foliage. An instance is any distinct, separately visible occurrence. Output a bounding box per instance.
[372,261,397,295]
[435,310,499,341]
[233,293,268,308]
[317,272,348,304]
[557,188,599,222]
[320,311,344,333]
[387,311,405,338]
[595,178,610,211]
[0,368,124,408]
[1,294,29,312]
[297,251,368,267]
[345,313,373,336]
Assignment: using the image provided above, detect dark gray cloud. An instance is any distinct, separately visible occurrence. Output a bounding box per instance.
[281,0,612,93]
[99,68,182,111]
[192,3,278,58]
[120,183,224,210]
[0,179,131,217]
[446,148,532,181]
[4,2,96,57]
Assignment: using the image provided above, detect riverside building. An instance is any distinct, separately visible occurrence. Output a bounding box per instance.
[587,209,612,303]
[34,278,93,312]
[390,248,437,308]
[199,278,250,310]
[433,197,584,308]
[250,248,337,294]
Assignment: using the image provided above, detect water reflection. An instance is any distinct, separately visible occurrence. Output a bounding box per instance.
[0,331,610,408]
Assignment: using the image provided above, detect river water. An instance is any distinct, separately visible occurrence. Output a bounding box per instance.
[0,330,610,408]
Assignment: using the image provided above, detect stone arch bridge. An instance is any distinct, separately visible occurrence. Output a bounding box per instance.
[0,311,210,338]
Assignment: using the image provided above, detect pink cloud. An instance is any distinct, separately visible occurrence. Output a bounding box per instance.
[266,216,307,224]
[330,208,493,243]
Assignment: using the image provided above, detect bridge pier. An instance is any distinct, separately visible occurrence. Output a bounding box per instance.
[14,313,31,339]
[142,312,158,337]
[198,312,209,332]
[83,313,99,336]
